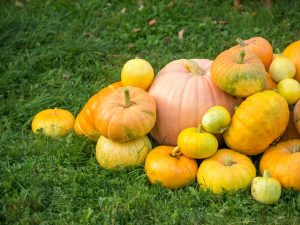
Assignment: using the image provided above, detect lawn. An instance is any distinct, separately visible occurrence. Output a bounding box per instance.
[1,0,300,224]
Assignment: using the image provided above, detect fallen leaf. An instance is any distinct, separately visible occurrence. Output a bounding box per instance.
[132,28,141,33]
[148,19,157,26]
[120,8,127,14]
[15,0,24,7]
[178,29,185,40]
[218,20,229,25]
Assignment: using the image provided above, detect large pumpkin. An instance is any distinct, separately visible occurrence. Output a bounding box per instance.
[283,40,300,82]
[260,139,300,191]
[281,108,300,141]
[148,59,240,146]
[74,82,122,141]
[211,49,266,97]
[224,90,289,155]
[293,100,300,135]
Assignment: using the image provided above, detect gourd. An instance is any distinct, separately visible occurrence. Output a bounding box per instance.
[283,40,300,82]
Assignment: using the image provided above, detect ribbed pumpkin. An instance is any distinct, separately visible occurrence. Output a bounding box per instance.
[283,40,300,82]
[260,139,300,191]
[230,37,273,69]
[211,50,266,97]
[224,90,289,155]
[281,109,300,141]
[74,82,122,141]
[293,100,300,135]
[95,87,156,142]
[148,59,240,146]
[265,72,277,90]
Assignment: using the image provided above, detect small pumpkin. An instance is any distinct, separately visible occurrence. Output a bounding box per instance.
[202,105,231,133]
[96,135,151,170]
[282,40,300,82]
[224,90,289,155]
[269,56,296,82]
[145,146,198,189]
[251,170,281,205]
[95,87,156,142]
[277,78,300,105]
[32,108,75,138]
[74,82,122,141]
[197,149,256,194]
[260,139,300,191]
[211,50,266,97]
[148,58,240,146]
[293,100,300,135]
[177,125,218,159]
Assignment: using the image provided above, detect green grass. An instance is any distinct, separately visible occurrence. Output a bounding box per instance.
[1,0,300,224]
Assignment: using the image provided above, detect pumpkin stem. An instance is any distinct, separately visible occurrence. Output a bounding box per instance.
[183,59,205,76]
[197,124,205,133]
[123,88,131,107]
[237,50,246,64]
[291,145,300,153]
[263,170,271,178]
[236,37,247,47]
[171,146,183,158]
[224,155,236,166]
[219,125,230,133]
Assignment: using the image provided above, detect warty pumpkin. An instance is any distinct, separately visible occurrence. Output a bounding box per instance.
[148,59,240,146]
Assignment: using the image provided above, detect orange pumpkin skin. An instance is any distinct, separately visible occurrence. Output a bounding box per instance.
[148,59,240,146]
[231,37,273,69]
[281,109,300,141]
[224,90,289,155]
[95,86,156,142]
[283,40,300,82]
[74,82,122,141]
[265,72,277,90]
[211,50,266,97]
[293,100,300,135]
[145,146,198,189]
[260,139,300,191]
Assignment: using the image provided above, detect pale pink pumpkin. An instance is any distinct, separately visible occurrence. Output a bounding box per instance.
[148,59,241,146]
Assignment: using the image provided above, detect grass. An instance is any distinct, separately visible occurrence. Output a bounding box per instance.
[1,0,300,224]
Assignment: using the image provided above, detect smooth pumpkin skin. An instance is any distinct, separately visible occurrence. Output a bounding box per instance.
[211,49,266,97]
[32,108,75,138]
[260,139,300,191]
[96,135,152,170]
[281,109,300,141]
[74,82,122,141]
[224,90,289,155]
[202,105,231,133]
[293,100,300,135]
[283,40,300,82]
[177,127,218,159]
[265,72,277,90]
[148,59,240,146]
[230,36,273,69]
[95,86,156,142]
[145,146,198,189]
[197,149,256,194]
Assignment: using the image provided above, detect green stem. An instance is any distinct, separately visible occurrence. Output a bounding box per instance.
[263,170,270,178]
[219,125,230,133]
[171,146,182,158]
[197,124,205,133]
[237,50,246,64]
[291,145,300,153]
[236,37,247,47]
[224,155,235,166]
[123,88,131,107]
[183,59,205,76]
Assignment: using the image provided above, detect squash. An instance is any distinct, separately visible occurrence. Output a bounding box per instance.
[251,170,281,205]
[96,135,151,170]
[197,149,256,194]
[293,100,300,135]
[32,108,75,138]
[145,146,198,189]
[260,139,300,191]
[224,90,289,155]
[281,109,300,141]
[231,37,273,69]
[282,40,300,82]
[269,56,296,82]
[211,49,266,97]
[177,125,218,159]
[148,59,240,146]
[95,87,156,142]
[277,78,300,105]
[74,82,122,141]
[265,72,277,90]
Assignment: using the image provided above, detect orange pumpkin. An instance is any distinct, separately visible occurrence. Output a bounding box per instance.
[260,139,300,191]
[74,82,122,141]
[283,40,300,82]
[281,108,300,141]
[231,37,273,69]
[293,100,300,135]
[211,50,266,97]
[265,72,277,90]
[95,87,156,142]
[148,59,240,146]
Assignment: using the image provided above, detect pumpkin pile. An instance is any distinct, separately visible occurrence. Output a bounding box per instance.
[31,37,300,204]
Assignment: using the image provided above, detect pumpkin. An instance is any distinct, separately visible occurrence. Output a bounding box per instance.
[211,49,266,97]
[251,170,281,205]
[224,90,289,155]
[231,37,273,69]
[293,100,300,135]
[95,87,156,142]
[96,135,151,170]
[148,59,240,146]
[201,105,231,133]
[260,139,300,191]
[145,146,198,189]
[197,149,256,194]
[32,108,75,138]
[74,82,122,141]
[121,58,154,90]
[177,125,218,159]
[277,78,300,105]
[269,56,296,82]
[265,72,277,90]
[281,108,300,141]
[282,40,300,82]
